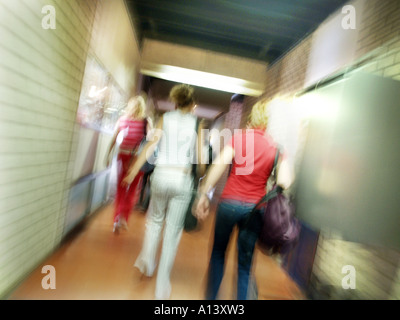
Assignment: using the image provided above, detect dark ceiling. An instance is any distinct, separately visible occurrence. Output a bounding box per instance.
[126,0,349,64]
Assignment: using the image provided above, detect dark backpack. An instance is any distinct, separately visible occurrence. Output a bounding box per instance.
[206,144,213,169]
[136,118,157,174]
[246,149,300,255]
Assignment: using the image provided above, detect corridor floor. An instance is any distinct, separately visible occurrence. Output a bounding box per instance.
[8,202,304,300]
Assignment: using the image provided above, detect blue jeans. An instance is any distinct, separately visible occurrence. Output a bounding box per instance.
[206,200,262,300]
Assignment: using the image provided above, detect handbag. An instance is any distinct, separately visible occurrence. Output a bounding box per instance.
[246,149,300,255]
[184,179,200,231]
[183,118,201,232]
[136,137,158,173]
[136,119,157,174]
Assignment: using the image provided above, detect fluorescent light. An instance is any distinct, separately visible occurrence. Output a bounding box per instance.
[140,63,264,96]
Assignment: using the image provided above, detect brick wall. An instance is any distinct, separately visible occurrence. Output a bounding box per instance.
[224,100,243,131]
[264,35,313,100]
[0,0,97,298]
[356,0,400,59]
[354,0,400,81]
[359,36,400,80]
[240,95,258,129]
[309,234,400,299]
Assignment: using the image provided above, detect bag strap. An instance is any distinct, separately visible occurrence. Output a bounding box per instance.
[270,147,280,179]
[243,186,279,228]
[244,147,281,228]
[191,117,201,180]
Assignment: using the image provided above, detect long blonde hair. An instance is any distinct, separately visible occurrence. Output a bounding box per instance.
[247,100,270,130]
[126,95,146,119]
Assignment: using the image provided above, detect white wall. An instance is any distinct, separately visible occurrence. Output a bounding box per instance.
[0,0,97,297]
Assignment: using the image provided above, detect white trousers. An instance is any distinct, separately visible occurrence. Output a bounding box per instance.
[134,167,193,299]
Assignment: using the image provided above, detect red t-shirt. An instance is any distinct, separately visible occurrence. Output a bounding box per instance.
[221,129,277,203]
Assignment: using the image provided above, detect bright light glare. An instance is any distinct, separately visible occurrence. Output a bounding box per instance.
[140,63,264,96]
[88,85,108,98]
[294,92,339,121]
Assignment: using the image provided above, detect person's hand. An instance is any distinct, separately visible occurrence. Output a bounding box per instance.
[195,193,210,221]
[122,171,136,188]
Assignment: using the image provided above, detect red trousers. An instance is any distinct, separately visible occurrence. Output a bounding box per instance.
[114,153,143,223]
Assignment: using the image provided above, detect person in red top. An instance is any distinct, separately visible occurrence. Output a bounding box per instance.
[106,95,149,233]
[220,129,277,203]
[195,99,293,300]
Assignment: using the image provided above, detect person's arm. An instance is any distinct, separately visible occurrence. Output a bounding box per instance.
[195,145,235,220]
[121,116,163,187]
[105,120,121,167]
[276,154,294,190]
[146,117,154,135]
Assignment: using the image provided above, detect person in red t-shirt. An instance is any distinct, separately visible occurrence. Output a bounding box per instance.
[195,99,293,300]
[106,95,149,233]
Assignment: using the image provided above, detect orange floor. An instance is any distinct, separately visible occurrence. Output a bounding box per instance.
[8,202,304,300]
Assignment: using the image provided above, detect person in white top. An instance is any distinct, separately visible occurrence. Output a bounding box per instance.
[123,84,205,299]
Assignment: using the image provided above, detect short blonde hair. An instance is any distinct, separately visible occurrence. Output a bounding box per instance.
[169,84,195,109]
[126,95,146,119]
[247,100,270,130]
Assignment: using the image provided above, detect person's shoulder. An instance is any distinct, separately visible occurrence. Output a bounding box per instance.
[190,114,199,124]
[161,111,173,122]
[163,110,175,117]
[262,132,277,145]
[117,115,128,126]
[261,134,281,158]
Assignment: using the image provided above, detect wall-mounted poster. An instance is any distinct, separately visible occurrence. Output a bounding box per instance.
[101,81,127,132]
[77,55,127,132]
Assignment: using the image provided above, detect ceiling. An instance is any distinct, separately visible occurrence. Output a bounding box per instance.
[126,0,349,119]
[126,0,349,64]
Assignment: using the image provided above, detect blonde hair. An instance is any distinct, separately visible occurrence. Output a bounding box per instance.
[169,84,195,109]
[247,100,270,130]
[126,95,146,119]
